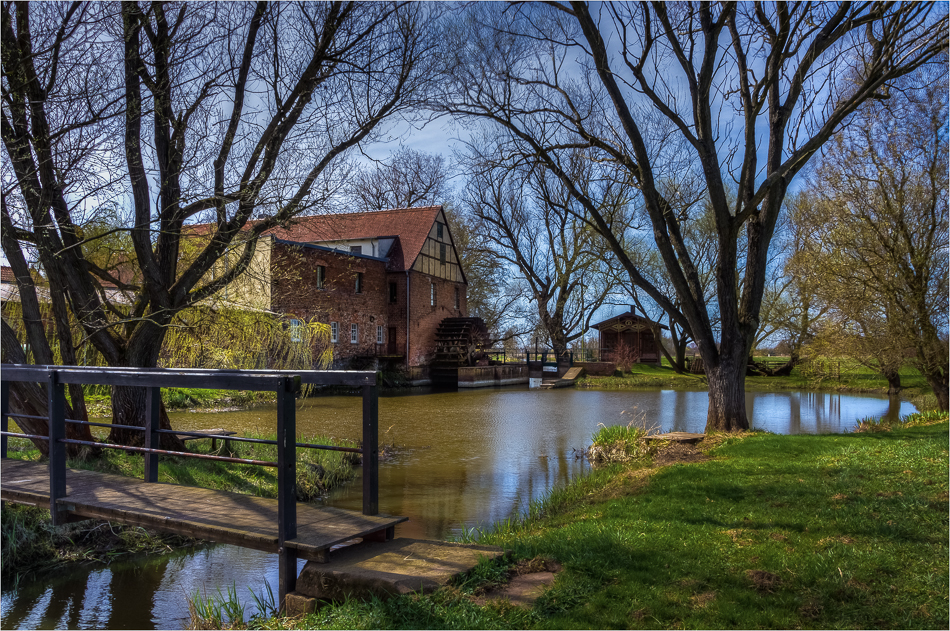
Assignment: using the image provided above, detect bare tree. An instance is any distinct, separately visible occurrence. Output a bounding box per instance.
[349,146,452,212]
[462,143,617,358]
[436,2,947,431]
[2,1,434,444]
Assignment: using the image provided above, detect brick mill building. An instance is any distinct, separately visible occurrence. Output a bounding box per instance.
[252,206,472,371]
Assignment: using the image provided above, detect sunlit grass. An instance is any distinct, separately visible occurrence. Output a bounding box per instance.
[253,420,948,630]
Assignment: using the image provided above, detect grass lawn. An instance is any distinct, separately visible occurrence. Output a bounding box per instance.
[272,418,947,630]
[83,386,277,417]
[577,360,932,400]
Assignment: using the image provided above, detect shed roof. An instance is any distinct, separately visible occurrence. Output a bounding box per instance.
[591,309,668,332]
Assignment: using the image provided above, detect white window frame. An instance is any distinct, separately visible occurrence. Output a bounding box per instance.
[377,325,384,344]
[350,323,358,344]
[289,318,302,343]
[330,322,338,343]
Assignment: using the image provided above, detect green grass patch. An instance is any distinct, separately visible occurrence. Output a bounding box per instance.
[0,503,198,582]
[586,420,658,464]
[577,360,932,400]
[83,387,277,417]
[254,420,948,630]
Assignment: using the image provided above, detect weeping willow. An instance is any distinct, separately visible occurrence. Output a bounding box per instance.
[2,298,332,372]
[1,298,103,366]
[162,306,333,371]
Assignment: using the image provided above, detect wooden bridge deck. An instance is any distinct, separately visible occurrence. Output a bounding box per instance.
[1,459,406,562]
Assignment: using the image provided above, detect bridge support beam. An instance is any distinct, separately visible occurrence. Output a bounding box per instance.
[48,370,67,525]
[277,376,299,612]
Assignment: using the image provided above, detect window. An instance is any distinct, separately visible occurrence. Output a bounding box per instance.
[289,319,302,342]
[454,287,460,310]
[355,272,363,293]
[330,322,338,343]
[350,323,358,344]
[350,245,362,255]
[437,222,444,239]
[440,243,446,265]
[389,282,397,304]
[316,265,325,289]
[430,283,435,307]
[377,325,384,344]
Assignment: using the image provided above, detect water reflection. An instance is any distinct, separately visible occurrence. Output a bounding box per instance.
[1,546,304,629]
[1,387,915,630]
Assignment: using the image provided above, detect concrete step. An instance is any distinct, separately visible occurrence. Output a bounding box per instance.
[287,538,505,614]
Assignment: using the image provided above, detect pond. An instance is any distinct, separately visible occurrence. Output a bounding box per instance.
[1,387,914,629]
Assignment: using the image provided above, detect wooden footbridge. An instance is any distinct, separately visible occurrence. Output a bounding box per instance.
[0,365,406,608]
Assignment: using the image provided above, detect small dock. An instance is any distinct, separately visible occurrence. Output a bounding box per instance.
[1,459,405,561]
[539,366,585,389]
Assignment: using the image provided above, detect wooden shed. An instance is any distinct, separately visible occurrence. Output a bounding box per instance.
[591,308,667,365]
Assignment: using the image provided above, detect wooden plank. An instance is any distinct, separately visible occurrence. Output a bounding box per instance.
[1,459,405,562]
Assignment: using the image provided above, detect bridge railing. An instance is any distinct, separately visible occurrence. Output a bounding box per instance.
[0,365,380,595]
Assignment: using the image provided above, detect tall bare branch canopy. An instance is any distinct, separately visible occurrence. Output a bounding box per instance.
[434,1,948,430]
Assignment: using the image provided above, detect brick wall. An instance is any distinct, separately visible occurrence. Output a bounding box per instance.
[406,271,467,366]
[270,242,389,367]
[269,242,469,369]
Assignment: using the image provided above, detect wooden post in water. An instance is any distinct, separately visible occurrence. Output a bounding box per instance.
[47,370,67,525]
[362,379,379,516]
[276,375,299,611]
[144,387,160,482]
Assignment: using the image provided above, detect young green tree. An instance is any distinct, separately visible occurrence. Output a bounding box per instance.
[802,66,949,408]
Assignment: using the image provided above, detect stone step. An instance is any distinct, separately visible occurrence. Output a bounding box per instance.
[287,538,506,615]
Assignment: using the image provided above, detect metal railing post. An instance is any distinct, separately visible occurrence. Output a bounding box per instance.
[144,387,160,482]
[48,370,67,525]
[362,378,379,516]
[276,375,299,611]
[1,379,8,459]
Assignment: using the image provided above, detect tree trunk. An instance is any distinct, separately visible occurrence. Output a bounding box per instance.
[704,354,750,432]
[923,371,949,412]
[2,319,99,458]
[883,368,902,396]
[108,385,186,451]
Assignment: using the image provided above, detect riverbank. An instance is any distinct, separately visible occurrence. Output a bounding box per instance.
[1,431,359,581]
[244,411,948,629]
[576,361,935,403]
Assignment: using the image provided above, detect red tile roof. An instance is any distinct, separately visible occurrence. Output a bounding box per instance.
[184,206,444,272]
[265,206,442,272]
